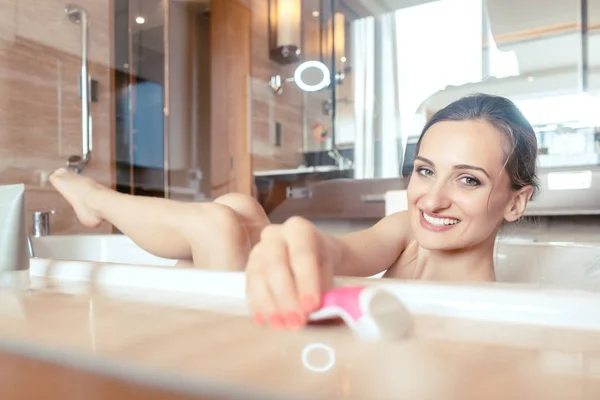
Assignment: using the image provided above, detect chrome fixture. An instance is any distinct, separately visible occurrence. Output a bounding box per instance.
[29,210,55,258]
[269,60,331,94]
[580,0,588,92]
[65,4,92,173]
[28,236,34,258]
[32,210,55,238]
[328,147,353,170]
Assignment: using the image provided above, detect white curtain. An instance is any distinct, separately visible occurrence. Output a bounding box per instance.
[352,17,375,179]
[377,13,402,178]
[352,13,401,179]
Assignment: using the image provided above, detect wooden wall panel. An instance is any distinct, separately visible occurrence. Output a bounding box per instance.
[249,0,304,173]
[210,0,252,197]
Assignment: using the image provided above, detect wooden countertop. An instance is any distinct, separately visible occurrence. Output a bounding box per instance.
[0,275,598,399]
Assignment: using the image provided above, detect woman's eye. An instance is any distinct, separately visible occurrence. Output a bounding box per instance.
[416,167,433,177]
[460,176,481,186]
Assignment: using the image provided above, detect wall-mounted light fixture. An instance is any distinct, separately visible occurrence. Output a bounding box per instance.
[268,0,302,64]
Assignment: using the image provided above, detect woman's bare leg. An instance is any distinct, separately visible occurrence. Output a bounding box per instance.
[48,168,270,270]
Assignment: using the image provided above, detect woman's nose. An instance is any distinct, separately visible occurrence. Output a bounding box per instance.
[420,182,452,213]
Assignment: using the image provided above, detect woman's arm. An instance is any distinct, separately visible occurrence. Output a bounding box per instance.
[323,211,413,277]
[244,212,413,327]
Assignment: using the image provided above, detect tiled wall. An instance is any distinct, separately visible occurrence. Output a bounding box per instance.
[0,0,113,235]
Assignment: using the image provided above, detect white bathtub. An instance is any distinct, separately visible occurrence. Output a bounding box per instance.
[2,234,596,338]
[30,234,600,290]
[494,239,600,291]
[30,234,177,267]
[5,257,599,334]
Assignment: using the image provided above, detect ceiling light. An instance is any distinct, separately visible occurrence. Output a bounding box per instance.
[135,16,145,24]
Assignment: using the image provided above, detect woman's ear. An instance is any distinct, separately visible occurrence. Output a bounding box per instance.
[504,186,534,222]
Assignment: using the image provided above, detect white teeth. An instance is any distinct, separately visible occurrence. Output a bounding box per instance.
[423,212,460,227]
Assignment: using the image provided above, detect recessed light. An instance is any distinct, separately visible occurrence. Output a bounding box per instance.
[312,11,319,17]
[135,16,145,24]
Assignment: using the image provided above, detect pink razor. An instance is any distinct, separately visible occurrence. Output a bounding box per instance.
[308,286,414,340]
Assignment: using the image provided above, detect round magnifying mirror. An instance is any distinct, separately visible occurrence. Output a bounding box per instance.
[293,61,331,92]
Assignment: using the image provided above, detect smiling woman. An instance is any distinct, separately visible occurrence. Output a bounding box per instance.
[407,94,539,255]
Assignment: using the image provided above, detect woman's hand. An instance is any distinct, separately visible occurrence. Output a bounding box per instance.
[245,216,335,329]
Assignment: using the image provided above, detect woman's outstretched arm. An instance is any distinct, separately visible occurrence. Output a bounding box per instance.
[326,211,413,277]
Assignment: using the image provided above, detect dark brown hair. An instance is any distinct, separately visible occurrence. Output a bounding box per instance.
[416,93,539,198]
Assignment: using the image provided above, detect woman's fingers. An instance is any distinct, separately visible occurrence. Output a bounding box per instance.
[263,234,304,328]
[246,224,302,329]
[246,217,331,330]
[283,217,324,314]
[245,267,277,326]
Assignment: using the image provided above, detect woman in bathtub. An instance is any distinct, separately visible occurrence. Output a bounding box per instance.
[49,93,539,329]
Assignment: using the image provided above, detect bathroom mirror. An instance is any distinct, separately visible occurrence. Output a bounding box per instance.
[269,60,331,94]
[294,61,331,92]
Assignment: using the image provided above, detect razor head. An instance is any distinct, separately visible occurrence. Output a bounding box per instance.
[308,286,414,341]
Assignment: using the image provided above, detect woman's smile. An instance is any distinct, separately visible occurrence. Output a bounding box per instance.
[420,210,461,232]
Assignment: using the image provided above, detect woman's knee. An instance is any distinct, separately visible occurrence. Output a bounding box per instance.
[213,193,269,240]
[183,202,248,246]
[175,202,252,271]
[214,193,263,216]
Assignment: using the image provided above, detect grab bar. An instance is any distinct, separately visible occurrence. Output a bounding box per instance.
[65,4,92,174]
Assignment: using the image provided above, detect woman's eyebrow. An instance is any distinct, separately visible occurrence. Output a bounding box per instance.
[415,156,490,178]
[454,164,490,178]
[415,156,433,165]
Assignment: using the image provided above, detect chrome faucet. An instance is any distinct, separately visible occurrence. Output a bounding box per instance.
[32,211,53,237]
[29,210,54,258]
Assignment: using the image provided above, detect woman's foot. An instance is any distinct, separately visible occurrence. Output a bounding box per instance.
[49,168,104,228]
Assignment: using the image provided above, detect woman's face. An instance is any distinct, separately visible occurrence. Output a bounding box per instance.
[406,119,527,251]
